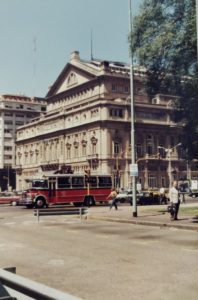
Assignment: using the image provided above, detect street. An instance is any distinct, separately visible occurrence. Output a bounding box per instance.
[0,205,198,300]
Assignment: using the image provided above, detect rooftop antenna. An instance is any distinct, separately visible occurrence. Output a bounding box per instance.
[33,36,37,97]
[91,29,93,60]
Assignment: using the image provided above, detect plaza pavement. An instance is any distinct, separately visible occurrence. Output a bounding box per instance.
[88,202,198,231]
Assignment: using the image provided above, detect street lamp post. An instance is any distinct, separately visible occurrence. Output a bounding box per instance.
[7,166,10,190]
[196,0,198,59]
[129,0,137,217]
[158,143,181,189]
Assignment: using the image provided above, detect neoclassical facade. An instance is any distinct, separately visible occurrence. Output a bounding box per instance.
[15,51,197,191]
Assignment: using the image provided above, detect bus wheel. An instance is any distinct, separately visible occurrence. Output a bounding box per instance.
[35,197,45,208]
[84,196,95,207]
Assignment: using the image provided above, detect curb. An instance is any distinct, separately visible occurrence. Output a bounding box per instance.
[89,216,198,232]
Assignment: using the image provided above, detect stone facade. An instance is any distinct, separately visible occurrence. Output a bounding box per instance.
[15,51,197,191]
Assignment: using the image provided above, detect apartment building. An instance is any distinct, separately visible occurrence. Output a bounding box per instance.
[0,94,46,191]
[15,51,197,191]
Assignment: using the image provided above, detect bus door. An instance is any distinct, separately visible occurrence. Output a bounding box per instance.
[48,177,56,202]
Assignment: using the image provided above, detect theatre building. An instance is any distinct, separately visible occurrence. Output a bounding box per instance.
[15,51,197,191]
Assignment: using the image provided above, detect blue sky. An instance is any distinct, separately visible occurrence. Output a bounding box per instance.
[0,0,141,97]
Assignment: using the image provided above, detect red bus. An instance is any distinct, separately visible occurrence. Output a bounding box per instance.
[21,174,112,208]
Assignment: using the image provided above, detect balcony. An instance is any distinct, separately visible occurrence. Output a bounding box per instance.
[41,160,59,172]
[87,154,99,167]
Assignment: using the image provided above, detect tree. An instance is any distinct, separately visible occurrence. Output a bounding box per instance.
[131,0,198,159]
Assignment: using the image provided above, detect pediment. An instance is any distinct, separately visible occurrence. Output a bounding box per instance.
[56,70,90,94]
[46,64,96,97]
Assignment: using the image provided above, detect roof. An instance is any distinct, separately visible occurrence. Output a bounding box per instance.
[46,50,146,98]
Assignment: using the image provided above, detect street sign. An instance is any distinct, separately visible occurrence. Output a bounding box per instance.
[130,163,138,177]
[191,180,198,190]
[137,183,141,191]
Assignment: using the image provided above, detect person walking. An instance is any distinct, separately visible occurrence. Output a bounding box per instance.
[169,181,180,220]
[159,186,166,204]
[107,188,118,210]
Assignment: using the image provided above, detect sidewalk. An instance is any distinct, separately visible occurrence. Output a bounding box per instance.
[89,203,198,231]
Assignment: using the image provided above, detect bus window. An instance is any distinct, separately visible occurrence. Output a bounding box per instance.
[58,177,71,189]
[32,180,48,188]
[98,176,112,187]
[87,176,97,187]
[72,176,84,188]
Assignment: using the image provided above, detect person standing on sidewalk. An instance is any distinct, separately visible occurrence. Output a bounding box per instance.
[159,186,166,204]
[169,181,180,220]
[107,188,118,210]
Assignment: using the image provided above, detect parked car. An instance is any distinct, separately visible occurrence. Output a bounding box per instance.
[137,191,168,205]
[0,192,21,206]
[116,189,168,206]
[188,191,198,198]
[115,190,133,205]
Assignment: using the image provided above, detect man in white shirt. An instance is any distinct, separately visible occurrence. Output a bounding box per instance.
[107,188,118,210]
[169,181,180,220]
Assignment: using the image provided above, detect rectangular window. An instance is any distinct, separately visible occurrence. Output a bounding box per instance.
[67,148,71,159]
[119,109,123,117]
[147,145,153,155]
[57,177,71,188]
[72,176,84,188]
[158,146,166,158]
[170,136,175,148]
[109,108,123,118]
[16,121,24,126]
[112,84,116,92]
[32,180,48,188]
[5,120,13,125]
[124,86,129,93]
[148,176,157,188]
[82,145,87,156]
[87,176,97,188]
[136,144,144,157]
[4,155,12,160]
[16,114,24,118]
[98,176,112,187]
[74,147,79,157]
[4,129,11,133]
[4,146,12,151]
[161,177,166,187]
[114,142,120,155]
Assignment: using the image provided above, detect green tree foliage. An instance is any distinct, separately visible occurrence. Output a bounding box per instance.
[131,0,198,159]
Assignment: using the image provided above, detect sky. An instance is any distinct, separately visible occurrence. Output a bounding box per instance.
[0,0,142,98]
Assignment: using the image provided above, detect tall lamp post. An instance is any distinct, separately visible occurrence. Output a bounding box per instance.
[129,0,137,217]
[196,0,198,58]
[158,143,181,189]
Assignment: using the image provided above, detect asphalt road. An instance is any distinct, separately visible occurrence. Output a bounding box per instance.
[0,205,198,300]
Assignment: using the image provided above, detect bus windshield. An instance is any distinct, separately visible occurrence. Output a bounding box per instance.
[32,179,48,188]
